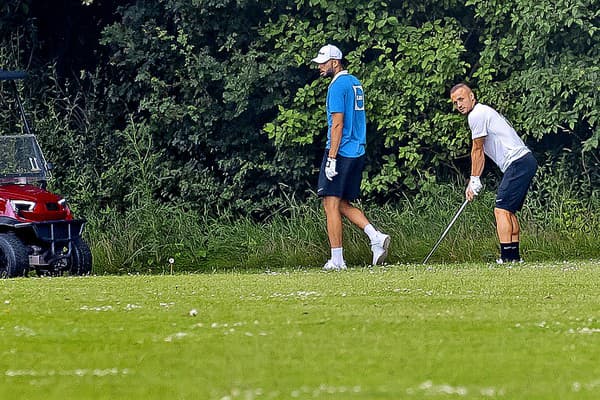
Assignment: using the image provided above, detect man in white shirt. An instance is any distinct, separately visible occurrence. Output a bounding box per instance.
[450,83,537,263]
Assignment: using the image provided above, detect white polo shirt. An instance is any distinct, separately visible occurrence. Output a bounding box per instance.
[468,103,530,172]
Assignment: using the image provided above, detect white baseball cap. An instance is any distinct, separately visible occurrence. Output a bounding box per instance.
[311,44,343,63]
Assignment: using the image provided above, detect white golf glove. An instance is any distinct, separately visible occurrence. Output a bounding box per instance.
[325,157,338,181]
[468,176,483,195]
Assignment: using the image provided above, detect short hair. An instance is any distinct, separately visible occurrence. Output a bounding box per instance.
[450,83,471,94]
[334,57,347,68]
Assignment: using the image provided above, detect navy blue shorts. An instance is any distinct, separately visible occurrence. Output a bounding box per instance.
[317,152,365,201]
[496,152,537,213]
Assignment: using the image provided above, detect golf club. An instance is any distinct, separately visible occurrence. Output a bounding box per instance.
[422,199,469,264]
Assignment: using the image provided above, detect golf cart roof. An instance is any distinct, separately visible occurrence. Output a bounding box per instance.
[0,70,27,81]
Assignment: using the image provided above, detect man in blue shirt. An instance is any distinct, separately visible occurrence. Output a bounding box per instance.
[311,44,390,271]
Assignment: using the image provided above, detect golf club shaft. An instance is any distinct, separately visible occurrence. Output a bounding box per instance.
[422,199,469,264]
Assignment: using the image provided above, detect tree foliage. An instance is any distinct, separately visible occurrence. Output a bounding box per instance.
[469,0,599,171]
[264,0,599,199]
[92,1,292,216]
[0,0,598,218]
[262,0,473,197]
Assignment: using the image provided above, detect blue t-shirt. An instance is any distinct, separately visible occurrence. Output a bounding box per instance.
[326,71,366,158]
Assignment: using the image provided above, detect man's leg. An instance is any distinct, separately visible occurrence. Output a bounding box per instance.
[495,153,537,262]
[510,213,521,260]
[339,200,390,265]
[322,196,345,269]
[494,207,520,261]
[494,207,513,243]
[339,200,369,229]
[323,196,343,247]
[510,213,520,243]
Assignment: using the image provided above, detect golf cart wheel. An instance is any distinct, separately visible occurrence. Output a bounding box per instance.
[69,237,92,275]
[0,233,29,278]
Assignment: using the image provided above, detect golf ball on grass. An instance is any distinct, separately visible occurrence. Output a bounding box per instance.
[189,309,198,317]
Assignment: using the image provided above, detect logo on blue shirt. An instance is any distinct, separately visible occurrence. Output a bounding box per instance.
[353,85,364,111]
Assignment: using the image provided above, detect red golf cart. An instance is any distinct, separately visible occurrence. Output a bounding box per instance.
[0,69,92,277]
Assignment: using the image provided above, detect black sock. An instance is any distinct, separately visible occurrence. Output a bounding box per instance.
[512,242,520,260]
[500,243,513,261]
[500,243,520,261]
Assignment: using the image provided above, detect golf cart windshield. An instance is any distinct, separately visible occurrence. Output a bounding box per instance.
[0,70,51,184]
[0,134,51,184]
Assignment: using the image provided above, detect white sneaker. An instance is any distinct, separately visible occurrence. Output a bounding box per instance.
[496,258,524,264]
[371,234,391,265]
[323,259,347,271]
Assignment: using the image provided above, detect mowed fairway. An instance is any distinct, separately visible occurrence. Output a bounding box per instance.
[1,261,600,399]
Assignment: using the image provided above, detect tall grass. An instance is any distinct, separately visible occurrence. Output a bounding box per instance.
[84,180,599,274]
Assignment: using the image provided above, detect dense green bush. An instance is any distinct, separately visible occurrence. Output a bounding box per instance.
[2,0,598,217]
[92,0,302,217]
[262,0,599,202]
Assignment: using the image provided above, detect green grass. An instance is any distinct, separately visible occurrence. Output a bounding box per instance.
[2,261,600,399]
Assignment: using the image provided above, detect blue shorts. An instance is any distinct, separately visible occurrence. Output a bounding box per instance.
[496,152,537,213]
[317,152,365,201]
